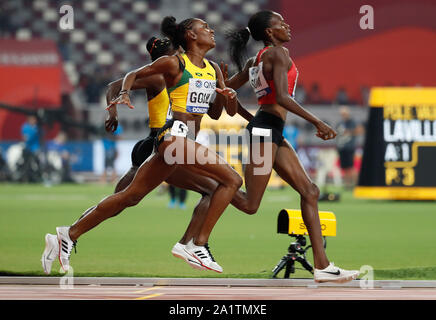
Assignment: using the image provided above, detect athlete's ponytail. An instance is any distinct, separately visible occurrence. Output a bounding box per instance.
[227,10,274,71]
[227,27,250,72]
[161,16,195,51]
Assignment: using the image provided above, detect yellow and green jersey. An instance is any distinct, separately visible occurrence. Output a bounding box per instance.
[168,53,217,115]
[147,87,170,129]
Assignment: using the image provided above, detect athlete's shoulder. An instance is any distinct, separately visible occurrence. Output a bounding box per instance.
[147,55,179,72]
[263,46,290,68]
[266,46,289,59]
[153,54,180,66]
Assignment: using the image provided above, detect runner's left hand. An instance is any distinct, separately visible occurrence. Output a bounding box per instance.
[216,87,236,100]
[105,105,118,133]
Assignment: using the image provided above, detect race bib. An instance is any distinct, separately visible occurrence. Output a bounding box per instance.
[186,78,216,114]
[249,62,272,99]
[252,127,271,137]
[170,120,188,137]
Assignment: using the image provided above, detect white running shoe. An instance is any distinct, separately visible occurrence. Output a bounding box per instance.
[41,234,59,275]
[171,242,207,271]
[56,226,76,272]
[314,262,360,283]
[183,239,223,273]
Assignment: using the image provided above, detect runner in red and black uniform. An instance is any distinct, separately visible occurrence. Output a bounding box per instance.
[225,10,360,283]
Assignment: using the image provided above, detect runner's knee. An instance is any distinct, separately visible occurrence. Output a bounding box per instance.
[233,190,261,215]
[228,172,243,191]
[243,202,260,215]
[299,182,320,202]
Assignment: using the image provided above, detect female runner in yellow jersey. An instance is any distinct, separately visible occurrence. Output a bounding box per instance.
[46,17,245,273]
[104,37,253,266]
[104,37,175,193]
[67,37,176,227]
[42,36,253,274]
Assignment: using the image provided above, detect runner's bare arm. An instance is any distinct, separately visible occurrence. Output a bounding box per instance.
[112,56,180,109]
[122,56,179,92]
[211,61,237,116]
[106,77,157,104]
[218,61,253,122]
[237,100,254,122]
[221,57,254,90]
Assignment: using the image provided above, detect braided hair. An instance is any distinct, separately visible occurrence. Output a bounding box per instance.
[146,37,173,61]
[161,16,196,51]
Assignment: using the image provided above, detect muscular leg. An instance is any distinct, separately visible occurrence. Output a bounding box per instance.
[115,166,138,193]
[73,166,140,224]
[166,167,216,194]
[178,138,242,245]
[71,155,243,246]
[68,153,176,241]
[166,167,246,244]
[178,195,210,244]
[273,139,329,270]
[165,142,279,218]
[68,136,241,245]
[229,142,278,215]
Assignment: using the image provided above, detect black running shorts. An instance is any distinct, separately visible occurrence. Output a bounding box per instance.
[246,110,285,146]
[131,131,158,167]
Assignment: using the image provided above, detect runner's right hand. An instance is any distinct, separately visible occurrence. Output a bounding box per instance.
[315,121,337,141]
[220,61,229,85]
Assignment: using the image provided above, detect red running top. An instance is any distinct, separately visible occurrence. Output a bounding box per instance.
[254,46,299,105]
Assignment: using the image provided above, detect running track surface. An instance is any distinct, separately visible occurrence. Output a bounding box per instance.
[1,284,436,300]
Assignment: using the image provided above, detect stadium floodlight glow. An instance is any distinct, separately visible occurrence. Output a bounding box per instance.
[272,209,336,279]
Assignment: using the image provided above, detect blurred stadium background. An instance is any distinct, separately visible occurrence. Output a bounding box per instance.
[0,0,435,184]
[1,0,436,279]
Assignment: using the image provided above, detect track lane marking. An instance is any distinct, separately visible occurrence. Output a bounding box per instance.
[134,293,164,300]
[133,286,164,300]
[134,286,162,294]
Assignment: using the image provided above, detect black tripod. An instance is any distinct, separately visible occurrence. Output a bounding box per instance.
[272,235,326,278]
